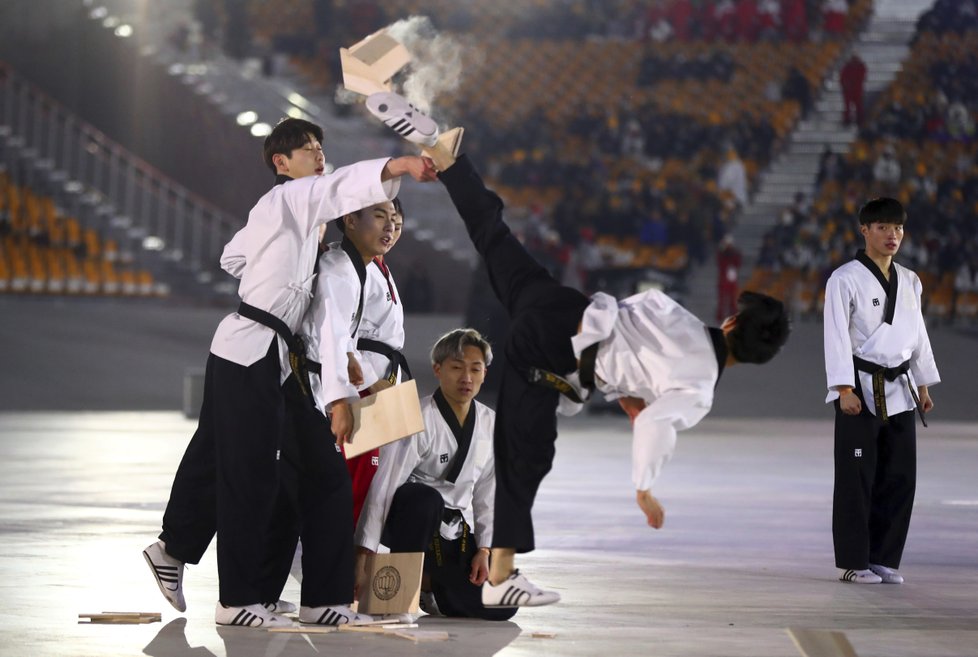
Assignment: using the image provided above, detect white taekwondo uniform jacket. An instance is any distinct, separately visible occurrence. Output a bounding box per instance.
[298,240,373,411]
[214,160,399,382]
[566,289,725,493]
[357,258,406,385]
[824,253,940,416]
[355,392,496,552]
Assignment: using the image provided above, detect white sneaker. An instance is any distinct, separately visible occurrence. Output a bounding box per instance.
[419,590,443,617]
[839,568,883,584]
[869,564,904,584]
[263,600,298,614]
[143,540,186,612]
[365,92,439,147]
[299,605,373,626]
[482,570,560,607]
[215,602,293,628]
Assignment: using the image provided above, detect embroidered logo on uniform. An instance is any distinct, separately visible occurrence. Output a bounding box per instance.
[854,448,863,457]
[872,298,880,307]
[440,453,449,464]
[371,455,379,466]
[386,291,392,302]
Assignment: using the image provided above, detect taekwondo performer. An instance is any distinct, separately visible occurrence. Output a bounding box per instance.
[347,197,411,527]
[221,197,413,624]
[364,98,791,608]
[824,197,939,585]
[142,117,437,629]
[355,328,516,621]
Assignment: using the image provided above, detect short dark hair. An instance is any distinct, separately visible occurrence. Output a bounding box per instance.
[727,291,790,364]
[336,197,403,234]
[262,118,324,173]
[858,197,905,226]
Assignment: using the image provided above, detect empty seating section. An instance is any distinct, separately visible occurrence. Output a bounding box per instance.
[0,171,160,296]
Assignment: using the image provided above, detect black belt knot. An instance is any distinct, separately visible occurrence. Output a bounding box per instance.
[853,356,926,427]
[357,338,413,384]
[236,301,315,405]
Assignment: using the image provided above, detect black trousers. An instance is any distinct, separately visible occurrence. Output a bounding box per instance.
[832,398,917,570]
[161,343,284,605]
[382,482,516,621]
[161,343,354,606]
[440,155,589,553]
[261,377,355,607]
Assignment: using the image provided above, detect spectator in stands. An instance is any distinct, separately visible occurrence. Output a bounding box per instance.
[817,145,848,185]
[757,0,781,40]
[783,66,813,118]
[668,0,695,41]
[873,144,902,192]
[840,54,867,127]
[718,147,749,207]
[946,101,975,141]
[822,0,849,38]
[782,0,809,41]
[735,0,761,42]
[716,234,742,322]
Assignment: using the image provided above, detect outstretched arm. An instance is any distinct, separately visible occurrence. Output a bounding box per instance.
[383,155,438,182]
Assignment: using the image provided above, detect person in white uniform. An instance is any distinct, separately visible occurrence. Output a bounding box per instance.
[220,198,409,626]
[358,197,410,389]
[432,147,790,608]
[142,117,437,629]
[346,198,410,527]
[824,197,939,585]
[355,328,516,621]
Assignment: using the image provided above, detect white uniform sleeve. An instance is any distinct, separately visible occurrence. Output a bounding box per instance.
[220,227,248,278]
[282,158,400,238]
[824,272,856,399]
[355,432,427,551]
[909,273,941,387]
[353,348,382,392]
[471,414,496,548]
[631,389,711,491]
[317,271,360,408]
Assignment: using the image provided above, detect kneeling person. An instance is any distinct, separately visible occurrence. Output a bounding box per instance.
[355,329,515,621]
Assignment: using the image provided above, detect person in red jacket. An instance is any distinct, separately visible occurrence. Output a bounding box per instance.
[717,234,743,322]
[840,54,867,126]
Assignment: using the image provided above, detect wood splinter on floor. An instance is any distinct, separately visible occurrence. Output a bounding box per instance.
[531,631,557,639]
[79,612,161,624]
[390,630,450,642]
[338,623,419,634]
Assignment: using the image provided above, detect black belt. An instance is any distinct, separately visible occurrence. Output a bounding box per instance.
[527,342,598,404]
[357,338,413,384]
[853,356,926,427]
[236,302,314,404]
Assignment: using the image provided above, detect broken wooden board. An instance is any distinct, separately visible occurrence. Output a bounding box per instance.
[346,380,424,459]
[787,628,860,657]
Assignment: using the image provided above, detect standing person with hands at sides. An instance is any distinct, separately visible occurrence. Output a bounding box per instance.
[824,197,939,586]
[142,115,437,629]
